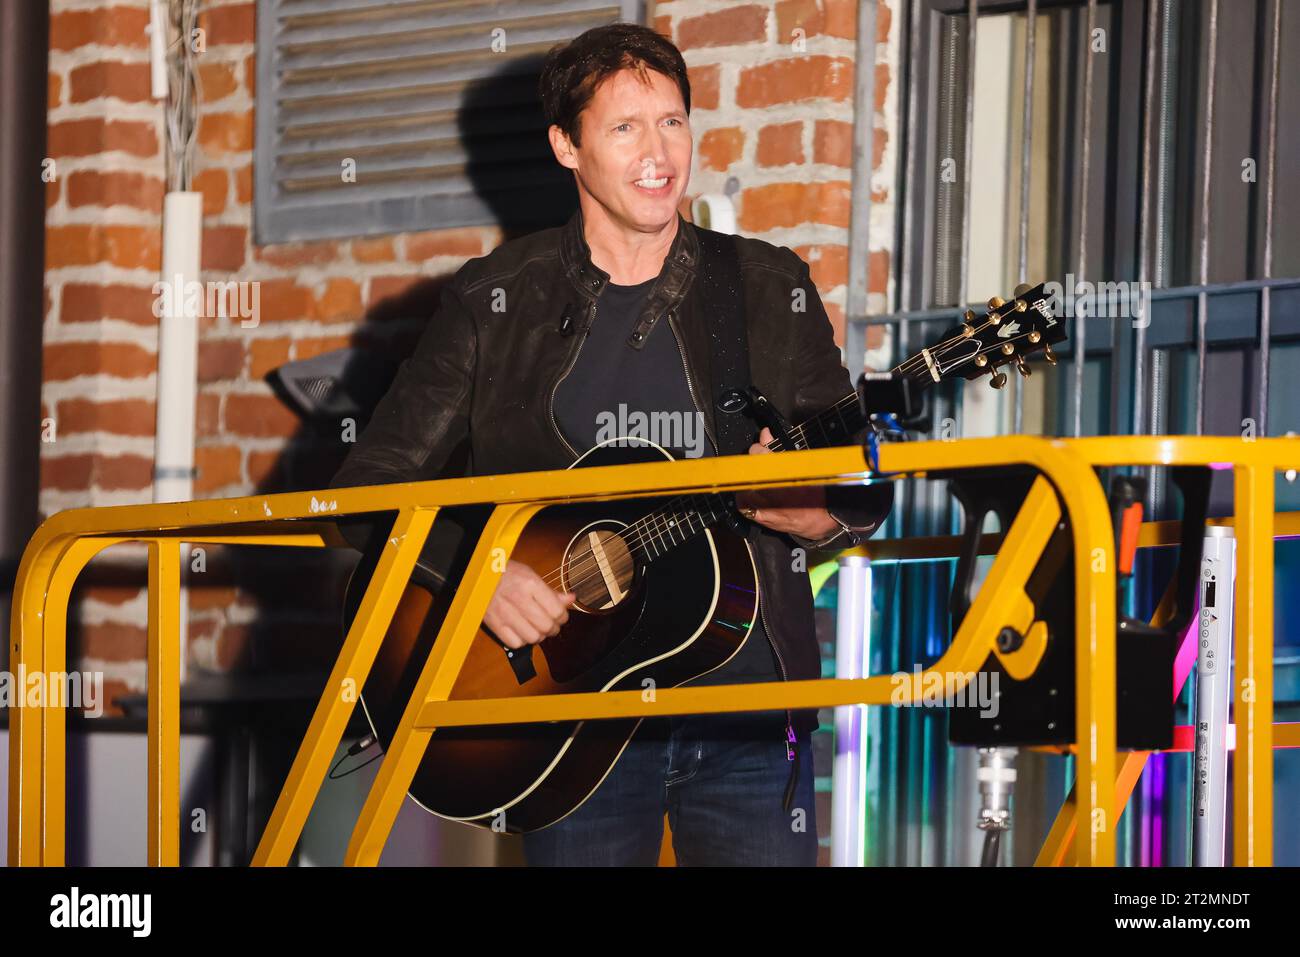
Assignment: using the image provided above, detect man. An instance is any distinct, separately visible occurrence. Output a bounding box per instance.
[330,22,892,865]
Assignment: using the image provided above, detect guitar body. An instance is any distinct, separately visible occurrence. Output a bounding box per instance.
[345,438,761,833]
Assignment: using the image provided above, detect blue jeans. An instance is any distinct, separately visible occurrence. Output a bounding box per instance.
[522,711,817,866]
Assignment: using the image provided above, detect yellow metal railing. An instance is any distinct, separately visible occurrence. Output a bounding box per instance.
[7,436,1299,867]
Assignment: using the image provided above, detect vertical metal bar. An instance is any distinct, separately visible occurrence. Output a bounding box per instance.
[1134,0,1160,438]
[1073,0,1098,438]
[1015,0,1037,435]
[1257,0,1280,436]
[147,539,181,867]
[899,0,922,325]
[847,0,879,373]
[957,0,978,308]
[1195,0,1219,436]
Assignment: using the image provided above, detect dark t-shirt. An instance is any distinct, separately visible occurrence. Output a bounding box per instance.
[552,277,780,686]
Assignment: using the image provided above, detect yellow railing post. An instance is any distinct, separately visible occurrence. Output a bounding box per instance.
[146,539,182,867]
[251,507,437,866]
[1234,464,1275,866]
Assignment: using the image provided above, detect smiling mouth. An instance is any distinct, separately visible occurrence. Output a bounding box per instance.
[632,175,673,193]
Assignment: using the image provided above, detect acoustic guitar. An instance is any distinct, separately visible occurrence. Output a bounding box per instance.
[341,284,1065,832]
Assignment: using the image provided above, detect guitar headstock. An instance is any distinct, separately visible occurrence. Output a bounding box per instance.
[919,282,1067,390]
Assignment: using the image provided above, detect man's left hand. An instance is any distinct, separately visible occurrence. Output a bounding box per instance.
[734,427,839,541]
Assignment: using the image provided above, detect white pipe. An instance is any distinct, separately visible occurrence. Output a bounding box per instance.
[154,191,203,682]
[148,1,168,101]
[832,554,872,866]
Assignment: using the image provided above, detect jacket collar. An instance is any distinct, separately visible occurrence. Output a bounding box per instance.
[559,204,700,317]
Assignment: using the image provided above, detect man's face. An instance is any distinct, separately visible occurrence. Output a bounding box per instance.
[551,67,692,232]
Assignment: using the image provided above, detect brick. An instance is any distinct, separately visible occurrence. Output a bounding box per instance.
[42,452,152,491]
[677,6,768,50]
[197,61,239,103]
[775,0,857,43]
[192,168,228,215]
[194,444,242,493]
[48,118,158,158]
[49,72,62,108]
[103,225,162,270]
[61,283,158,325]
[295,335,351,362]
[736,56,853,108]
[314,279,362,321]
[254,241,340,268]
[872,126,888,172]
[224,393,300,439]
[246,449,282,487]
[737,181,850,232]
[653,14,672,38]
[50,7,151,51]
[198,111,253,155]
[57,397,155,437]
[244,54,256,98]
[46,224,161,270]
[867,248,888,295]
[233,164,253,204]
[44,341,155,381]
[196,392,222,435]
[197,338,245,382]
[687,64,720,111]
[875,62,890,113]
[404,229,483,261]
[66,170,165,212]
[203,3,256,46]
[367,275,418,305]
[756,122,804,166]
[249,337,292,378]
[80,621,147,662]
[189,586,239,611]
[352,236,396,263]
[813,118,852,167]
[793,244,849,291]
[69,61,152,104]
[79,585,143,607]
[698,127,745,171]
[202,225,247,271]
[256,279,315,322]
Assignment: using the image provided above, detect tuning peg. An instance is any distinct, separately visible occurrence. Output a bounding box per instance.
[1015,356,1031,378]
[989,370,1008,389]
[961,323,975,338]
[963,309,976,323]
[1014,298,1028,312]
[1043,344,1058,366]
[974,353,989,368]
[988,296,1006,309]
[1028,330,1042,343]
[1000,342,1015,355]
[1013,283,1033,298]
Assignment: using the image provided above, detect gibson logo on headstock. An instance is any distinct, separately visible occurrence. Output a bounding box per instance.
[1031,298,1057,326]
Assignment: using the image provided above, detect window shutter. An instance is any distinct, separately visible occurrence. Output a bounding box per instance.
[254,0,645,244]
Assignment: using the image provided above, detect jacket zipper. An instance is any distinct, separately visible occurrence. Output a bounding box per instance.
[665,308,719,455]
[666,306,799,781]
[547,299,597,460]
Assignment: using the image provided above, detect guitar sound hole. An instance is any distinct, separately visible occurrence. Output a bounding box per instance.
[563,525,640,613]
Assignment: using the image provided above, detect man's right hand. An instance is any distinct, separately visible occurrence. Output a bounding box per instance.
[483,559,576,649]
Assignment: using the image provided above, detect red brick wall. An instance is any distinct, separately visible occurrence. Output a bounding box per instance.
[41,0,899,713]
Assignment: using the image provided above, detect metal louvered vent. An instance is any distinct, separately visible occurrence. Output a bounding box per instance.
[255,0,645,244]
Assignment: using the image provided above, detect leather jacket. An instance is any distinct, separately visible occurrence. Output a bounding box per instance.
[329,207,893,736]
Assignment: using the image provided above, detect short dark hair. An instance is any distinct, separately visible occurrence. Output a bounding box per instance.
[539,22,691,149]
